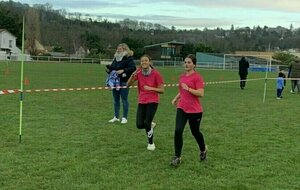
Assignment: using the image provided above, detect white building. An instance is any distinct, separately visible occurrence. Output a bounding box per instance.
[0,29,30,61]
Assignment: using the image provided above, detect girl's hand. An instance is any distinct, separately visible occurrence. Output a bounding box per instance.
[144,85,152,91]
[171,98,178,106]
[181,83,189,91]
[131,69,141,77]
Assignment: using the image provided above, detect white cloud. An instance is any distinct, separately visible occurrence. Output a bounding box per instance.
[12,0,300,29]
[153,0,300,13]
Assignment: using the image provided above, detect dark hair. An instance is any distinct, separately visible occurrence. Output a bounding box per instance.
[278,72,285,77]
[186,54,197,65]
[141,54,152,61]
[140,54,154,68]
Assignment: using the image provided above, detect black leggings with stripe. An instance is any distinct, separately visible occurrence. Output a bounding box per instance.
[174,108,205,157]
[136,103,158,144]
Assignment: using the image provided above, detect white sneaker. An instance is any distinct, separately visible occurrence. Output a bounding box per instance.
[108,117,120,123]
[151,122,156,128]
[121,117,127,124]
[147,143,155,151]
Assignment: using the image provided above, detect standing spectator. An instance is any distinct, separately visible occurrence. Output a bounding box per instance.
[238,56,249,90]
[288,57,300,93]
[106,43,136,124]
[127,55,164,151]
[170,54,207,167]
[276,71,285,99]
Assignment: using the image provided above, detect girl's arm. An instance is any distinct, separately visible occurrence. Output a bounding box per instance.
[181,83,204,97]
[143,84,164,94]
[188,88,204,97]
[171,93,180,106]
[127,71,137,87]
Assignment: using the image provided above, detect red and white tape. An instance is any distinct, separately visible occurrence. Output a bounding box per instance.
[0,78,271,95]
[0,86,132,95]
[0,89,20,95]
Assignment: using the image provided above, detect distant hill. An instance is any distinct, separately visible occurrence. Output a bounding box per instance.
[1,1,300,58]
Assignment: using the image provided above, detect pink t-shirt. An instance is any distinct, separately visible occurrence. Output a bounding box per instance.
[177,71,204,113]
[134,69,164,104]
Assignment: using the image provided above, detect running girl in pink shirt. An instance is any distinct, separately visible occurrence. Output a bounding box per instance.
[170,54,207,167]
[127,55,164,151]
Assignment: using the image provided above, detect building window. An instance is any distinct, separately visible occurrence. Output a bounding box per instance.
[161,48,167,56]
[161,47,175,56]
[9,40,12,48]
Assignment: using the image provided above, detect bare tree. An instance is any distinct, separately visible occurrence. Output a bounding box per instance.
[25,8,41,55]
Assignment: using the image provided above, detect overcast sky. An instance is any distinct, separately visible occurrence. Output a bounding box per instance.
[13,0,300,30]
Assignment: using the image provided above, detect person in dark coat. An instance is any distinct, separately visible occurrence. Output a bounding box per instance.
[288,57,300,93]
[238,56,249,90]
[106,43,136,124]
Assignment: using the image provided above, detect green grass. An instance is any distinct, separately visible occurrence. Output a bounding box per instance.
[0,61,299,190]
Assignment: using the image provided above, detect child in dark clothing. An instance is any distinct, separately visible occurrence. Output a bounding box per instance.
[276,71,286,99]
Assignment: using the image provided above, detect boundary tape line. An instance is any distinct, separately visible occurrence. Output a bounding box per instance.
[2,77,298,95]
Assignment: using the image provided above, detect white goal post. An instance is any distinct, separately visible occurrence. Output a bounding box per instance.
[224,53,275,103]
[223,53,273,71]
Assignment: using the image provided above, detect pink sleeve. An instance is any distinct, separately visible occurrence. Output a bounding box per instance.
[195,74,204,89]
[155,71,164,85]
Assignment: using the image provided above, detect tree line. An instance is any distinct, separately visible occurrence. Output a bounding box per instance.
[0,0,300,61]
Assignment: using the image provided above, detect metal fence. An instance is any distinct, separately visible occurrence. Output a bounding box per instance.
[26,55,282,72]
[195,61,280,72]
[31,56,101,64]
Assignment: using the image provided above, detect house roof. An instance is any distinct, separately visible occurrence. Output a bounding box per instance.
[0,29,17,38]
[144,40,185,48]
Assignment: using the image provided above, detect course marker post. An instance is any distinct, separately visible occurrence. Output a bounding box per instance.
[19,16,25,143]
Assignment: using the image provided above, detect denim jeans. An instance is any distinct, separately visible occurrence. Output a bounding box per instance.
[277,88,284,98]
[112,82,129,118]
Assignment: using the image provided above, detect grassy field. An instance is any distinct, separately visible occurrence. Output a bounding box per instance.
[0,61,299,190]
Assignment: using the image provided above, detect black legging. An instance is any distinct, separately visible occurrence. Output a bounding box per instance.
[239,74,247,88]
[174,108,205,157]
[136,103,158,144]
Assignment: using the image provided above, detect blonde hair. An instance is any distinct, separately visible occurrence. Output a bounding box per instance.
[118,43,134,56]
